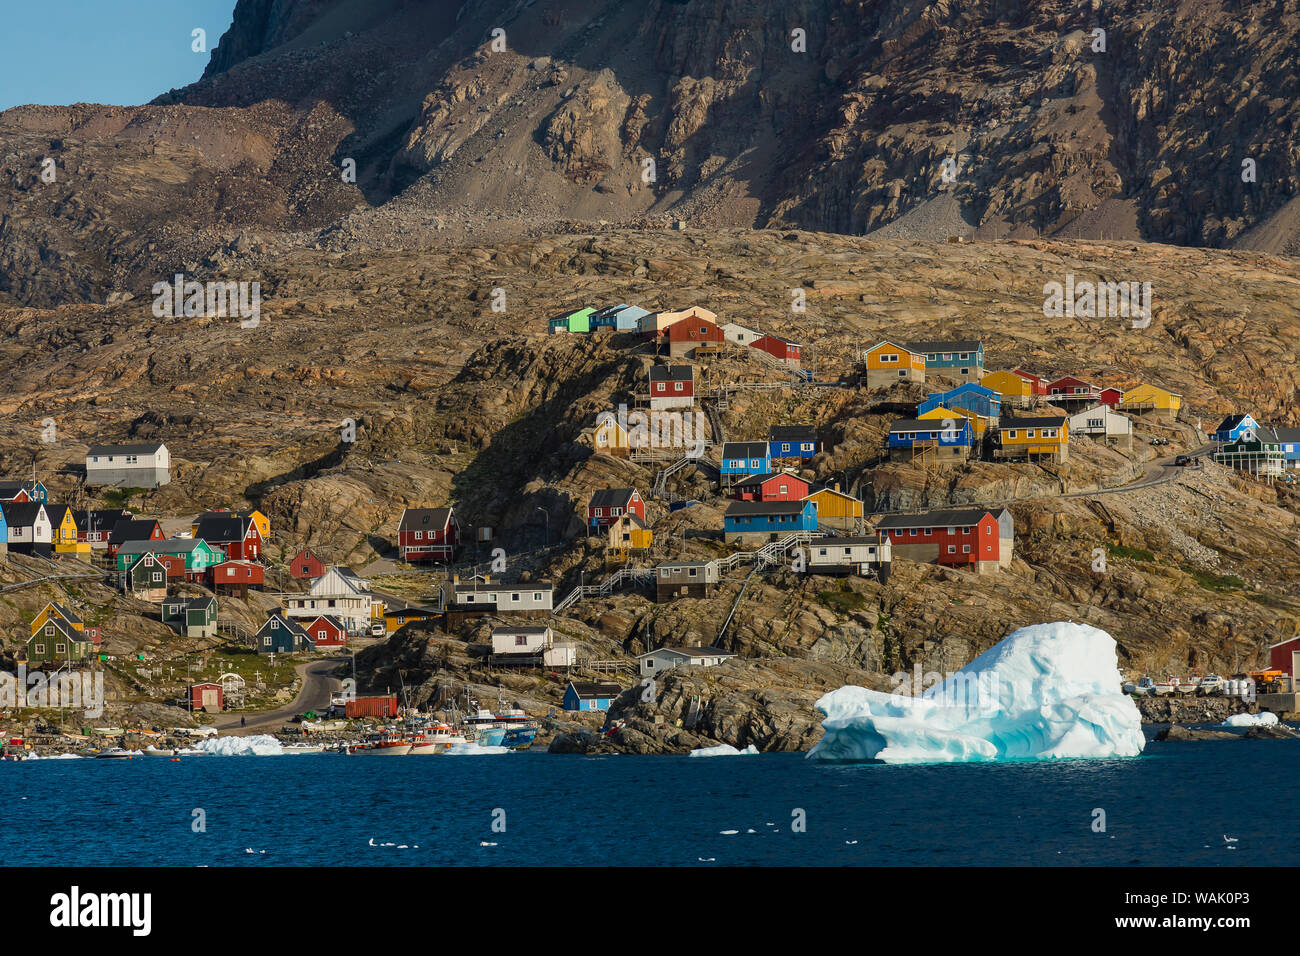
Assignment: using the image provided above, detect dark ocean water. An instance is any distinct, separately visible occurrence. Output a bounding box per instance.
[3,738,1293,866]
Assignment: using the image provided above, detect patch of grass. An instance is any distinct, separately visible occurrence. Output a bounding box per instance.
[816,590,867,614]
[1105,542,1155,562]
[1188,569,1246,592]
[1247,592,1291,609]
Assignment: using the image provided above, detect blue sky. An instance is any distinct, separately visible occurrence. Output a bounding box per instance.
[0,1,237,111]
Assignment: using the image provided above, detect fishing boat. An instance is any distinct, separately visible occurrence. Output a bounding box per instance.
[408,723,469,754]
[281,742,325,755]
[461,709,508,747]
[494,708,539,749]
[143,747,175,757]
[349,730,412,756]
[94,748,135,759]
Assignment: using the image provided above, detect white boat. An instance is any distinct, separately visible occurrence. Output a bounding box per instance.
[1152,678,1177,696]
[94,748,135,759]
[408,724,469,754]
[281,743,325,755]
[143,748,175,757]
[349,730,412,756]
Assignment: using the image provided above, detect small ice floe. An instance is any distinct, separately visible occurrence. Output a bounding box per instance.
[845,840,858,845]
[698,857,716,862]
[480,841,498,847]
[746,829,757,833]
[244,848,265,854]
[689,744,759,757]
[1223,712,1278,728]
[720,829,739,835]
[368,838,377,846]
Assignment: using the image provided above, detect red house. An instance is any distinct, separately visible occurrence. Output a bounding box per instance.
[729,471,811,502]
[108,518,164,558]
[208,560,265,597]
[398,507,459,562]
[751,334,803,367]
[587,488,645,530]
[194,514,262,561]
[302,614,348,648]
[666,316,724,357]
[1011,369,1049,396]
[875,507,1013,574]
[189,682,223,712]
[290,548,327,580]
[1046,376,1099,402]
[1098,387,1123,408]
[648,365,694,409]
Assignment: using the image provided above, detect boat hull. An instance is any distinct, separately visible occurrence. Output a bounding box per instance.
[351,744,412,756]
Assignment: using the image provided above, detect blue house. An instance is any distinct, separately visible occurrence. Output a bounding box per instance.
[723,500,818,542]
[906,340,984,383]
[255,612,311,654]
[563,681,622,712]
[918,383,1001,421]
[0,479,47,503]
[1213,414,1259,443]
[768,425,818,461]
[1275,427,1300,468]
[720,442,771,479]
[887,417,974,462]
[591,304,651,332]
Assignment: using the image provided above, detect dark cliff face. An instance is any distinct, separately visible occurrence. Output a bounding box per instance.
[2,0,1299,308]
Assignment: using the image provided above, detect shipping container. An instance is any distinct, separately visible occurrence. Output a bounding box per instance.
[345,695,399,719]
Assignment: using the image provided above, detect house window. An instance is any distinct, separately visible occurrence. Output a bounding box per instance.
[674,382,683,391]
[511,593,521,602]
[924,529,932,536]
[947,546,956,554]
[1007,430,1017,439]
[515,635,528,646]
[414,531,422,540]
[228,568,237,577]
[45,624,54,636]
[688,568,697,577]
[263,637,272,646]
[34,644,44,655]
[317,630,326,640]
[909,529,918,537]
[152,572,163,583]
[963,545,971,554]
[898,370,906,377]
[881,354,898,363]
[1042,428,1057,438]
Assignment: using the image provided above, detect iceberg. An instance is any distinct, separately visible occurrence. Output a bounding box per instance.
[809,621,1145,763]
[1223,711,1279,727]
[688,744,759,757]
[442,743,510,755]
[194,734,284,756]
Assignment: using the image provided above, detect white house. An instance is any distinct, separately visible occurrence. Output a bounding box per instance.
[490,624,575,666]
[2,502,51,556]
[85,442,170,488]
[637,644,735,679]
[283,566,373,634]
[1068,405,1133,446]
[722,322,762,346]
[441,580,554,614]
[805,535,892,577]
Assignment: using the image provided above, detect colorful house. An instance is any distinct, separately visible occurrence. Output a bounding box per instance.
[996,416,1069,463]
[751,333,803,368]
[2,502,50,556]
[289,548,327,580]
[906,340,984,383]
[587,488,646,531]
[208,560,265,597]
[1212,414,1260,444]
[918,405,991,441]
[194,513,262,561]
[768,425,818,461]
[284,566,375,633]
[606,512,653,556]
[126,552,173,600]
[648,365,695,410]
[189,682,224,713]
[874,507,1013,573]
[563,681,622,711]
[1045,376,1100,411]
[1118,383,1182,421]
[980,370,1035,408]
[0,479,48,503]
[301,614,349,649]
[1011,369,1049,397]
[719,442,771,480]
[1067,404,1133,448]
[804,535,892,580]
[887,417,974,463]
[1098,387,1124,408]
[590,304,650,331]
[863,341,926,389]
[666,314,724,357]
[32,602,83,637]
[918,382,1002,421]
[26,619,93,665]
[256,612,311,654]
[107,518,164,558]
[723,499,818,544]
[549,307,595,334]
[193,509,269,543]
[161,596,218,639]
[47,501,88,554]
[802,486,864,533]
[638,645,736,679]
[641,305,717,339]
[592,411,632,457]
[398,507,459,562]
[1214,428,1284,477]
[730,471,811,502]
[722,322,762,346]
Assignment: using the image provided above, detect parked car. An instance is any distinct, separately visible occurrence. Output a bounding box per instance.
[1150,437,1170,446]
[1174,455,1191,465]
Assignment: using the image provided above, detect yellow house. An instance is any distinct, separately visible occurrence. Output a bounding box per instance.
[607,512,652,555]
[592,412,632,457]
[31,601,84,638]
[918,405,990,440]
[1118,383,1182,421]
[981,370,1034,407]
[996,415,1069,463]
[802,486,863,532]
[863,341,926,389]
[48,505,89,557]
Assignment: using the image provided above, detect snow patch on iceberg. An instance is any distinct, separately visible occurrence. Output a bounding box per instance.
[193,734,284,756]
[809,621,1144,763]
[689,744,759,757]
[1223,711,1278,727]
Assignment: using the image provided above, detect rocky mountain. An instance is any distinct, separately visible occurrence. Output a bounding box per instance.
[4,0,1300,308]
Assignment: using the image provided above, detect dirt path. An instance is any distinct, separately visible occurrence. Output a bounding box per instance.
[211,657,347,736]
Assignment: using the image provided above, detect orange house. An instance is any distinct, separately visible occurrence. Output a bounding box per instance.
[863,341,926,389]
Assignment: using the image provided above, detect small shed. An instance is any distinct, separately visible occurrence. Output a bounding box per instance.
[190,682,224,713]
[563,681,622,712]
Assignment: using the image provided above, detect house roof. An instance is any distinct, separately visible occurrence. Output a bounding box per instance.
[720,441,770,459]
[258,612,308,637]
[87,442,166,456]
[612,512,649,530]
[889,418,966,433]
[648,365,693,383]
[725,500,812,517]
[73,508,130,532]
[163,596,216,611]
[303,614,347,630]
[42,601,83,626]
[589,488,638,509]
[1215,414,1254,432]
[116,537,211,556]
[643,644,735,659]
[194,515,250,543]
[452,581,554,594]
[492,625,551,636]
[399,507,453,532]
[1272,427,1300,442]
[567,681,622,698]
[29,617,78,642]
[768,425,816,442]
[1,502,44,525]
[1001,417,1066,428]
[733,471,806,489]
[906,340,982,353]
[109,518,161,544]
[875,508,1006,530]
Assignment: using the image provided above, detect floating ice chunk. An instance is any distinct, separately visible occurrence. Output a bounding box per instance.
[688,744,759,757]
[443,743,510,755]
[1223,712,1278,727]
[194,734,284,756]
[809,621,1145,763]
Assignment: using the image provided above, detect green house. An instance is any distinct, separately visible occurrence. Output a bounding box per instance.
[549,307,595,334]
[115,537,224,577]
[161,596,218,638]
[1214,427,1284,478]
[26,619,93,664]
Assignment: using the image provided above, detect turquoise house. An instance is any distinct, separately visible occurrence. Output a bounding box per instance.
[723,500,818,542]
[906,340,984,382]
[563,681,622,711]
[720,442,771,479]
